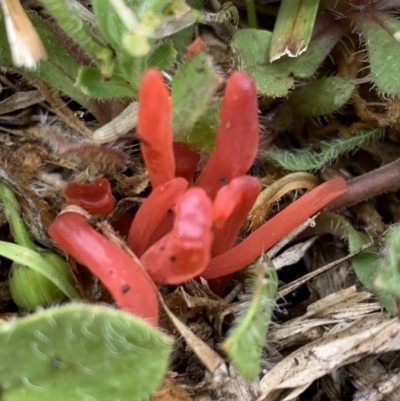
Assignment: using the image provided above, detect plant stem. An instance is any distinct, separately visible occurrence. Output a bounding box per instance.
[245,0,258,29]
[327,158,400,211]
[0,182,36,250]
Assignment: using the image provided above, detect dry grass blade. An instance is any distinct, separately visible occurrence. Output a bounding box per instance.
[266,216,317,260]
[351,364,400,401]
[246,172,318,230]
[258,314,400,401]
[159,295,227,376]
[269,0,320,61]
[272,237,316,270]
[277,242,374,299]
[0,90,44,114]
[23,76,93,138]
[93,102,138,144]
[151,373,194,401]
[268,286,379,349]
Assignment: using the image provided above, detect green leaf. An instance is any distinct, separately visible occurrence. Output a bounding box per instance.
[91,0,129,50]
[169,0,201,59]
[0,241,79,301]
[0,304,172,401]
[180,104,219,153]
[39,0,107,63]
[269,0,320,61]
[265,129,379,171]
[0,182,36,250]
[223,256,278,381]
[353,11,400,95]
[374,224,400,298]
[288,76,354,117]
[315,213,397,313]
[77,67,135,99]
[171,26,196,60]
[119,53,148,94]
[9,259,72,310]
[289,12,343,78]
[171,53,221,138]
[231,20,342,98]
[231,29,294,97]
[0,12,98,115]
[148,41,176,70]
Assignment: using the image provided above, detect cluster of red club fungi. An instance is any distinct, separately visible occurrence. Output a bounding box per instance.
[48,69,347,327]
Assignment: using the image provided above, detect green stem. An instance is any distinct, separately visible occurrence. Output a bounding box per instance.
[245,0,258,29]
[0,183,36,250]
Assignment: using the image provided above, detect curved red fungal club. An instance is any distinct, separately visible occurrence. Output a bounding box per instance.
[212,176,261,256]
[127,177,189,257]
[195,72,259,199]
[63,178,116,217]
[173,142,200,183]
[186,37,205,60]
[202,177,348,280]
[138,69,175,188]
[140,187,213,285]
[48,210,159,327]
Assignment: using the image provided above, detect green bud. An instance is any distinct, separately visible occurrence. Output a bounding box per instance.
[97,47,115,80]
[9,252,74,310]
[122,33,151,57]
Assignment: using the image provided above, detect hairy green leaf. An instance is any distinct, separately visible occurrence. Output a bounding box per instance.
[231,29,294,97]
[289,77,354,117]
[91,0,129,50]
[315,213,397,313]
[39,0,106,63]
[223,256,278,381]
[148,41,176,70]
[0,304,172,401]
[289,13,343,78]
[180,105,219,153]
[0,12,98,113]
[265,129,379,171]
[374,224,400,298]
[354,11,400,95]
[171,53,221,138]
[231,24,342,97]
[77,67,135,99]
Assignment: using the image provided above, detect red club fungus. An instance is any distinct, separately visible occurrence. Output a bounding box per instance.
[48,211,159,327]
[202,176,347,280]
[212,176,261,256]
[127,177,188,257]
[63,178,116,217]
[49,68,349,325]
[173,142,201,183]
[140,187,213,284]
[137,69,175,189]
[195,72,259,199]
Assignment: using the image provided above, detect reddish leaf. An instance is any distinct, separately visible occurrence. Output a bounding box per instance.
[202,177,347,279]
[49,212,159,326]
[195,72,259,199]
[138,69,175,188]
[141,188,213,284]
